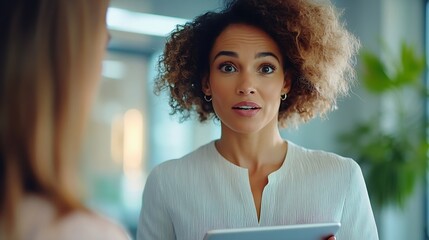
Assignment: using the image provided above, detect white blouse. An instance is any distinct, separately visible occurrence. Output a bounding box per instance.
[137,140,379,240]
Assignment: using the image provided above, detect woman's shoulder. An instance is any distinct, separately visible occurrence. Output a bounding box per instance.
[150,141,214,175]
[144,141,217,193]
[287,142,364,190]
[52,210,130,240]
[19,195,130,240]
[288,141,361,173]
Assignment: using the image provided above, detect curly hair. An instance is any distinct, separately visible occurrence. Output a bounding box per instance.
[154,0,360,127]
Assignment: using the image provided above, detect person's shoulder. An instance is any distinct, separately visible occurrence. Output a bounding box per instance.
[289,141,359,172]
[52,211,130,240]
[19,195,130,240]
[288,141,363,186]
[149,141,214,177]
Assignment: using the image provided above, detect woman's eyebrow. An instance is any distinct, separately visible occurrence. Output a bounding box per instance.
[213,51,280,63]
[255,52,280,62]
[213,51,238,61]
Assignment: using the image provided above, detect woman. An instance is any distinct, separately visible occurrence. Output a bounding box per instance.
[138,0,378,239]
[0,1,129,239]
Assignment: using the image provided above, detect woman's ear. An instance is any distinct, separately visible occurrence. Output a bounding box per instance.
[202,76,211,95]
[282,71,292,94]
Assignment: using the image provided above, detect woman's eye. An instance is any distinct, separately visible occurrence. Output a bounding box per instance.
[259,65,276,74]
[219,63,237,73]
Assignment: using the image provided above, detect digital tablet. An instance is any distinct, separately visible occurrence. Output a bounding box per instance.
[203,222,341,240]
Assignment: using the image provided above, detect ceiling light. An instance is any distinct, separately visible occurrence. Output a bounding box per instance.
[107,7,189,37]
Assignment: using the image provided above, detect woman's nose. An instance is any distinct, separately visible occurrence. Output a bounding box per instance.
[237,88,255,95]
[236,73,256,95]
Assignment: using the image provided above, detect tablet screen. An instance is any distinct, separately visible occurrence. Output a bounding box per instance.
[203,222,341,240]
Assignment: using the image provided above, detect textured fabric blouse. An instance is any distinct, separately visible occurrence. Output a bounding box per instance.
[16,195,130,240]
[137,140,378,240]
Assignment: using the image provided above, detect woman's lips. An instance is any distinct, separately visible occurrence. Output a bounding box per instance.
[232,101,261,117]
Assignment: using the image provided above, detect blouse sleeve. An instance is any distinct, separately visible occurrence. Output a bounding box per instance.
[337,160,379,240]
[137,167,175,240]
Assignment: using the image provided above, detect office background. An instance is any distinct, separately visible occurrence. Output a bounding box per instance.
[78,0,427,239]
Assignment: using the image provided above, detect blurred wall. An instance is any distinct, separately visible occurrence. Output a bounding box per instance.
[327,0,425,239]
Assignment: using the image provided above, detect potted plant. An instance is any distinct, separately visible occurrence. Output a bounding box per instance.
[337,42,428,208]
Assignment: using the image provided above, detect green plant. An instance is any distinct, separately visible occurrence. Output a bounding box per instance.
[338,42,428,208]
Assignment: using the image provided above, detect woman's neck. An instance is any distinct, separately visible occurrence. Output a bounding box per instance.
[215,126,287,170]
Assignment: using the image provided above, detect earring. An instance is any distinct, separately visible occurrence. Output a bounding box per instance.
[204,95,212,102]
[281,93,287,101]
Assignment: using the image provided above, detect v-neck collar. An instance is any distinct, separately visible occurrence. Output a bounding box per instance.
[208,140,295,225]
[209,140,292,179]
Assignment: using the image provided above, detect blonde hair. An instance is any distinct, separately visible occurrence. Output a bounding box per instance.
[0,0,109,238]
[154,0,360,128]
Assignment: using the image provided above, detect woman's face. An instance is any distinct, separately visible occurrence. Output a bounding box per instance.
[204,23,290,134]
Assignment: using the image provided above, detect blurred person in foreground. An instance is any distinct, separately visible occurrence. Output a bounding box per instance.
[137,0,378,239]
[0,1,130,239]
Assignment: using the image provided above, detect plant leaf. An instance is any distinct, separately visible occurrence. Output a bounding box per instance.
[360,50,392,93]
